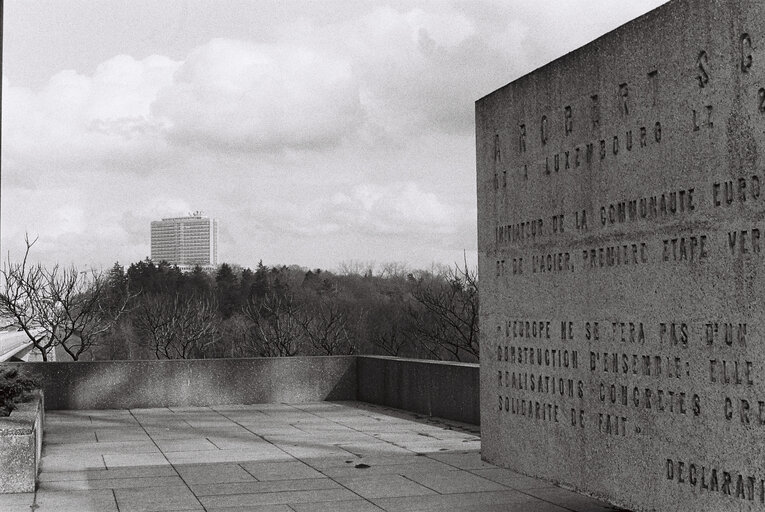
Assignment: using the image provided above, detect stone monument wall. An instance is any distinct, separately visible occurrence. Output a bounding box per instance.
[476,1,765,510]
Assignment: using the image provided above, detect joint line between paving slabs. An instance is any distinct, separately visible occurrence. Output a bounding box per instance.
[283,402,424,456]
[127,408,209,512]
[491,480,587,512]
[212,406,386,511]
[399,473,442,495]
[111,488,121,512]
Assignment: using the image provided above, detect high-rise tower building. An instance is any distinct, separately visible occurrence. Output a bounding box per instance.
[150,212,218,269]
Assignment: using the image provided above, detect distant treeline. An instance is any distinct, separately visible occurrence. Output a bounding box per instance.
[1,241,478,362]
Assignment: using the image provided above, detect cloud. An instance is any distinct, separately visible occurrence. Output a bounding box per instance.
[1,1,670,271]
[153,38,364,152]
[2,56,179,181]
[252,182,459,239]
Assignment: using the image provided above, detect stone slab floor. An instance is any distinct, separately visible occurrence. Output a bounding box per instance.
[0,402,626,512]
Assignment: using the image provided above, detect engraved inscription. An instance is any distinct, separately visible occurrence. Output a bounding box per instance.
[619,83,629,116]
[741,33,753,72]
[692,106,713,131]
[478,4,765,509]
[648,70,659,106]
[590,94,600,129]
[697,50,710,87]
[564,106,573,136]
[541,115,549,145]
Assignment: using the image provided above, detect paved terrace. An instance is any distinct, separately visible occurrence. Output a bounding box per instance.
[0,402,621,512]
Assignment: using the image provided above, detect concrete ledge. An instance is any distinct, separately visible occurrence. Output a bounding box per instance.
[0,392,44,493]
[5,356,479,425]
[357,356,479,425]
[12,357,356,410]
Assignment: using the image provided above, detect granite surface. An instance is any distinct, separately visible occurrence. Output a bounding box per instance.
[357,356,480,425]
[0,402,620,511]
[0,394,43,493]
[476,0,765,510]
[10,357,356,409]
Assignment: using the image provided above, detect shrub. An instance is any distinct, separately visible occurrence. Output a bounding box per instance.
[0,367,39,417]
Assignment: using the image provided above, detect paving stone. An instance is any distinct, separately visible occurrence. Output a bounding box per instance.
[34,489,119,512]
[0,492,34,510]
[320,459,456,479]
[41,453,107,472]
[93,428,152,442]
[103,452,170,468]
[39,465,177,482]
[523,487,623,512]
[470,468,557,490]
[199,488,359,508]
[36,403,616,512]
[206,506,293,512]
[274,443,356,460]
[114,485,203,511]
[239,461,324,481]
[404,469,510,494]
[206,434,269,450]
[190,476,338,496]
[337,442,414,457]
[334,474,436,499]
[166,446,290,464]
[426,451,497,470]
[371,490,544,512]
[39,474,186,491]
[446,503,572,512]
[174,463,257,484]
[155,438,220,453]
[289,499,384,511]
[44,440,160,456]
[143,428,202,440]
[45,431,98,444]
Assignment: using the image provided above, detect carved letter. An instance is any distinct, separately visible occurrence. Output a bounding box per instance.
[494,134,501,163]
[564,106,573,136]
[519,124,526,153]
[648,70,659,106]
[697,50,710,87]
[741,33,753,72]
[590,95,600,129]
[619,83,629,116]
[541,116,548,145]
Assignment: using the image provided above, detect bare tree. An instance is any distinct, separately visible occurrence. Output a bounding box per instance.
[0,236,55,360]
[0,236,134,361]
[215,313,256,358]
[45,266,131,361]
[134,293,220,359]
[407,260,479,362]
[242,291,304,357]
[377,261,409,279]
[337,260,376,277]
[299,295,357,355]
[370,322,410,357]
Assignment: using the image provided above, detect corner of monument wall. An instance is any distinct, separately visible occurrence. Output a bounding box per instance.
[475,0,683,104]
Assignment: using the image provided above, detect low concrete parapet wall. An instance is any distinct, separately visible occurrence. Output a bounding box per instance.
[5,356,479,424]
[357,356,479,425]
[0,392,44,493]
[13,357,357,410]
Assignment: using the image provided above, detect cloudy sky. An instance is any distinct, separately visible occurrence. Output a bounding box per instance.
[2,0,668,271]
